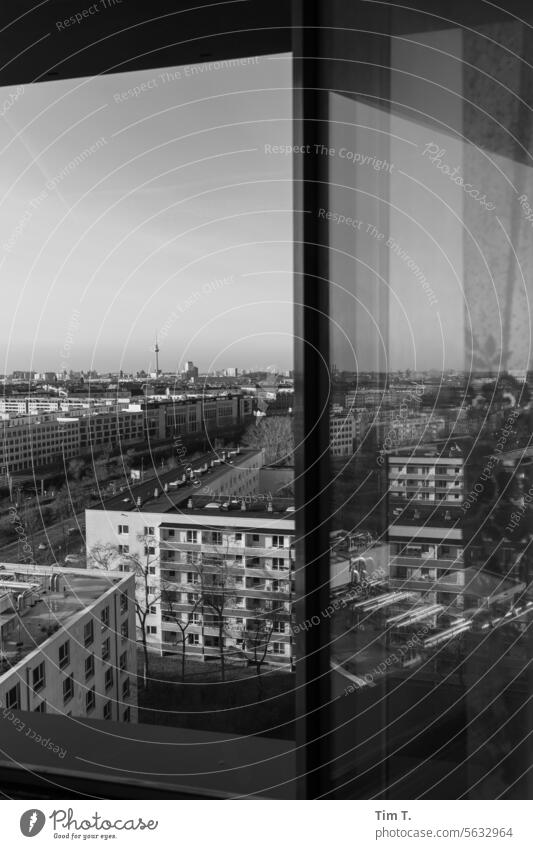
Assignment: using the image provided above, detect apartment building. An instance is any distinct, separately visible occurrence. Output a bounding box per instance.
[330,413,356,457]
[0,394,253,477]
[386,444,466,609]
[0,396,129,415]
[78,404,160,451]
[0,408,153,477]
[85,449,295,666]
[0,565,137,722]
[0,414,81,475]
[157,506,294,666]
[373,412,447,450]
[345,385,424,411]
[162,394,253,438]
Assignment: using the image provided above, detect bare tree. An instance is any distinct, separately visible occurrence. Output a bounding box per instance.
[87,542,117,570]
[245,601,286,691]
[123,533,162,686]
[195,536,237,682]
[242,416,294,465]
[160,582,200,681]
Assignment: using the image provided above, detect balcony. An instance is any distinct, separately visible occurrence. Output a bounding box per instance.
[245,538,265,549]
[244,546,291,558]
[159,540,201,551]
[201,542,245,556]
[197,560,245,574]
[184,622,221,636]
[243,586,290,602]
[166,581,201,593]
[390,555,463,570]
[388,574,464,592]
[389,469,462,479]
[245,565,291,579]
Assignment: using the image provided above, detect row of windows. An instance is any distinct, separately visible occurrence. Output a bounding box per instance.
[135,527,290,548]
[183,633,287,653]
[34,647,129,700]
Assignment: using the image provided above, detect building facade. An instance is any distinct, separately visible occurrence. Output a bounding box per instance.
[0,565,137,723]
[330,413,356,457]
[0,394,253,476]
[85,450,295,666]
[386,446,466,609]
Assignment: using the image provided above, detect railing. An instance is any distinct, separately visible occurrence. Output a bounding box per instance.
[161,562,244,575]
[242,587,291,602]
[388,576,464,591]
[200,542,245,556]
[390,555,463,570]
[389,470,462,478]
[245,566,291,579]
[159,540,201,550]
[162,581,201,592]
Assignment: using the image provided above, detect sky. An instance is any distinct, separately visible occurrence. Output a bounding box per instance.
[0,53,293,375]
[328,25,533,374]
[328,28,466,374]
[2,35,526,379]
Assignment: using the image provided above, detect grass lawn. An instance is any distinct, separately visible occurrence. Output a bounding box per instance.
[137,651,295,739]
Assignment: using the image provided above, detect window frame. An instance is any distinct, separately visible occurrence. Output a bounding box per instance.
[85,654,95,681]
[32,661,46,693]
[104,667,114,692]
[86,686,96,714]
[58,640,70,670]
[83,620,94,648]
[0,0,304,802]
[63,674,74,705]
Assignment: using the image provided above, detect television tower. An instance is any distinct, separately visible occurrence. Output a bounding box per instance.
[154,337,160,376]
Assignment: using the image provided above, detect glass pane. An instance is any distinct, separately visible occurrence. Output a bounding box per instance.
[326,2,533,798]
[0,52,295,797]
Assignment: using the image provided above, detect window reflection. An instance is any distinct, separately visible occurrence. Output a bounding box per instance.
[327,11,533,798]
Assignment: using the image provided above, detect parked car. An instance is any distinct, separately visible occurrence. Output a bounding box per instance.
[64,554,82,564]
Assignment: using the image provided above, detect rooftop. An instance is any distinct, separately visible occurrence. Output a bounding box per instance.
[0,565,124,677]
[388,502,463,529]
[167,493,295,522]
[387,439,467,459]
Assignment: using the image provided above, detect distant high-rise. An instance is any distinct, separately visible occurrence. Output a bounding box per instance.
[183,360,199,381]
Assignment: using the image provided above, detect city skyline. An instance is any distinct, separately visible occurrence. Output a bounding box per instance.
[1,351,294,377]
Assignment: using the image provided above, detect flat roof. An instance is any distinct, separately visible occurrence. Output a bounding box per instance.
[172,494,294,520]
[386,439,468,459]
[388,502,463,529]
[0,566,124,677]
